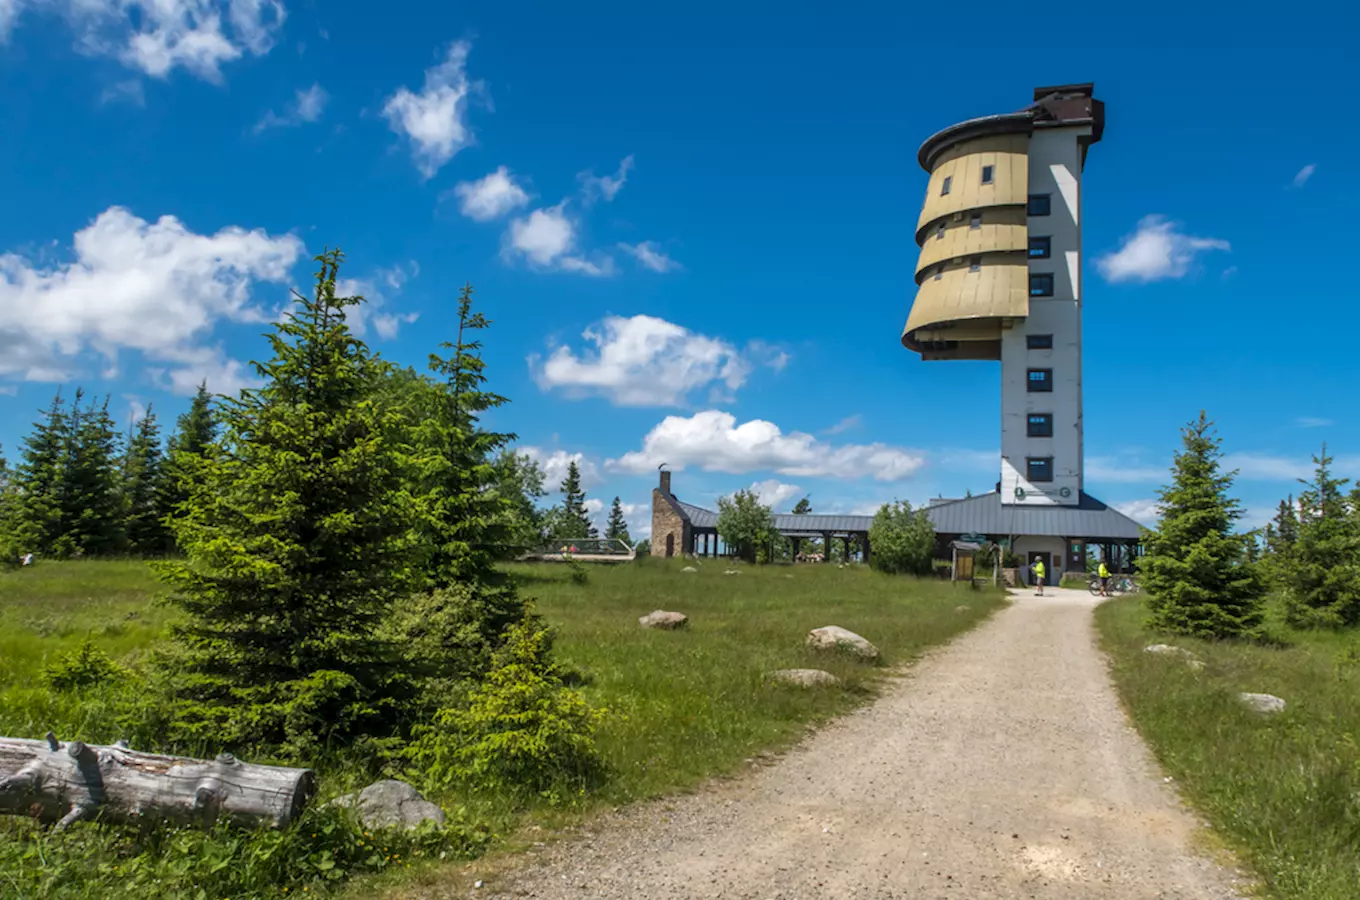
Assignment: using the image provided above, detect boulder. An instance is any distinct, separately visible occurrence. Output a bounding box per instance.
[768,668,840,688]
[331,779,444,830]
[1239,692,1286,715]
[681,566,698,573]
[639,610,689,630]
[723,569,740,576]
[1144,644,1203,669]
[806,625,880,661]
[954,605,971,614]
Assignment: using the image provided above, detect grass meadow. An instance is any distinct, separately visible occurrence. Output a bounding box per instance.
[0,557,1004,899]
[1097,595,1360,900]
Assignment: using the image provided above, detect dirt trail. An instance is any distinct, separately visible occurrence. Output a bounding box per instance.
[480,588,1247,899]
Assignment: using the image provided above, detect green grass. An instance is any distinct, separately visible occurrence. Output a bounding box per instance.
[0,557,1004,899]
[1097,595,1360,900]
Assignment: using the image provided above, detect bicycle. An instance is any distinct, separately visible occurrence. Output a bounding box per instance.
[1088,574,1138,596]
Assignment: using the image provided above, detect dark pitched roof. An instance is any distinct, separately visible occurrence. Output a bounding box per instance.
[679,491,1144,541]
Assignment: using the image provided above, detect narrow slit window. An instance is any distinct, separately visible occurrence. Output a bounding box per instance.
[1027,414,1054,437]
[1026,457,1054,482]
[1028,236,1051,258]
[1027,368,1052,392]
[1028,194,1051,216]
[1026,334,1054,349]
[1030,273,1054,297]
[933,266,943,281]
[970,213,982,230]
[969,256,982,272]
[941,175,952,196]
[981,165,994,185]
[936,222,946,240]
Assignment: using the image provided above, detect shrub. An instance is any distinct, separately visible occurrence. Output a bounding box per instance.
[868,501,936,576]
[405,612,607,806]
[42,637,128,691]
[567,557,590,585]
[717,489,774,564]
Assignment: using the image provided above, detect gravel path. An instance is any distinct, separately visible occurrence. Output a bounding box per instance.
[480,588,1248,899]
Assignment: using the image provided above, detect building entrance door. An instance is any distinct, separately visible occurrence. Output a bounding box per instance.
[665,534,675,558]
[1027,551,1051,586]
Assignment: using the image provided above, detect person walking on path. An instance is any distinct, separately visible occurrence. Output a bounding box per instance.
[1032,557,1046,596]
[1098,560,1111,597]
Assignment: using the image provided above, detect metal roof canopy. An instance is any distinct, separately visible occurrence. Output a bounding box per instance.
[678,491,1143,542]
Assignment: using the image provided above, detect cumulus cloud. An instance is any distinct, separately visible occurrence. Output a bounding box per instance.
[823,415,862,436]
[1293,164,1316,188]
[334,262,420,340]
[518,446,602,491]
[747,479,802,510]
[578,155,633,204]
[15,0,285,80]
[452,166,530,222]
[503,202,613,276]
[606,410,926,481]
[1115,498,1161,527]
[0,205,303,394]
[530,314,775,407]
[383,40,481,179]
[1095,215,1230,284]
[254,82,328,133]
[619,241,680,273]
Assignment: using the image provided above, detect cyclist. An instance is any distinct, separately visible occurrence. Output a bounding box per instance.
[1098,561,1110,597]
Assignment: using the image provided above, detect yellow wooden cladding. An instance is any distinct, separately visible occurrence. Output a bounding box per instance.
[915,207,1028,278]
[901,260,1029,350]
[914,134,1029,242]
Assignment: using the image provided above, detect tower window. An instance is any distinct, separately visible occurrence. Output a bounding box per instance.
[941,175,952,196]
[1028,236,1051,258]
[981,165,994,185]
[1027,414,1054,437]
[1028,194,1051,216]
[1030,273,1055,297]
[969,256,982,272]
[1026,334,1054,349]
[1026,457,1054,482]
[936,222,946,240]
[1027,368,1052,392]
[970,213,982,229]
[933,266,943,281]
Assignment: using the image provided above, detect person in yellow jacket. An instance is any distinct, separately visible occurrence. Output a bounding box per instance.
[1098,561,1111,597]
[1032,557,1046,596]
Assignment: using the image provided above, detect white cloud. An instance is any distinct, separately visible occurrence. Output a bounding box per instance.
[1083,457,1167,484]
[501,202,613,276]
[383,40,480,179]
[0,384,18,395]
[583,497,604,515]
[823,414,862,436]
[530,314,760,407]
[0,205,303,393]
[619,241,680,273]
[452,166,529,222]
[519,446,602,491]
[579,155,633,203]
[1293,164,1316,188]
[0,0,22,43]
[606,410,926,481]
[1297,417,1333,428]
[1115,498,1161,527]
[1221,453,1314,482]
[146,349,262,397]
[747,479,802,510]
[27,0,284,81]
[254,82,328,133]
[125,397,147,429]
[1095,215,1230,284]
[335,262,419,340]
[99,78,145,106]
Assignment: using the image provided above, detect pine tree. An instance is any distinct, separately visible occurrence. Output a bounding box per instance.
[59,393,127,557]
[158,381,217,551]
[792,497,812,515]
[5,390,71,557]
[157,249,418,749]
[605,496,631,545]
[123,406,169,555]
[1268,496,1299,555]
[552,461,596,540]
[1282,446,1360,627]
[1138,411,1264,639]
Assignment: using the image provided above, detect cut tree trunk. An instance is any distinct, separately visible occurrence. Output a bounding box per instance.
[0,734,315,831]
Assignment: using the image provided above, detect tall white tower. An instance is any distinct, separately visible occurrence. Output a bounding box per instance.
[902,84,1104,509]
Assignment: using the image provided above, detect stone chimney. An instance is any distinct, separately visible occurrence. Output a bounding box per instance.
[659,469,672,496]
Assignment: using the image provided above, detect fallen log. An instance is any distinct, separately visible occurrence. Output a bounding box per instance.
[0,733,315,830]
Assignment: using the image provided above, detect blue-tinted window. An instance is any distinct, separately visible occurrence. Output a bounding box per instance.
[1027,334,1053,349]
[981,165,994,184]
[1028,236,1051,258]
[1027,414,1054,437]
[1027,369,1052,392]
[1030,273,1054,297]
[1027,457,1054,482]
[941,175,952,196]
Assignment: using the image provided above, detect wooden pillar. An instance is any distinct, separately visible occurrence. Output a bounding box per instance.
[822,532,832,562]
[862,534,871,566]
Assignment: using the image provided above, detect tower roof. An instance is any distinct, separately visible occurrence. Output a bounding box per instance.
[917,83,1104,171]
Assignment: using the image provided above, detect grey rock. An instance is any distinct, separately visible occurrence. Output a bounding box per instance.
[724,569,740,575]
[806,625,880,661]
[1144,644,1203,668]
[639,610,689,630]
[1239,692,1286,715]
[681,566,698,573]
[768,668,841,687]
[331,779,445,830]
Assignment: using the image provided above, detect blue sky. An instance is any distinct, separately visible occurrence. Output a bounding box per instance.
[2,2,1356,538]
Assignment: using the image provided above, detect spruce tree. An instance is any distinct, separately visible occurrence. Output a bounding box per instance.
[158,381,217,550]
[5,390,71,557]
[59,393,127,557]
[157,249,417,749]
[1282,446,1360,627]
[605,496,631,545]
[553,461,596,540]
[123,406,169,555]
[1138,411,1264,639]
[792,497,812,515]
